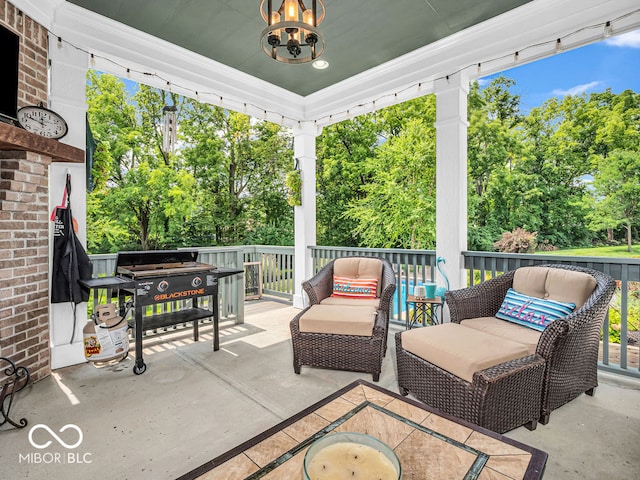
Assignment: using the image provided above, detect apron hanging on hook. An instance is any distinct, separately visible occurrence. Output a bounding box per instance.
[51,173,92,343]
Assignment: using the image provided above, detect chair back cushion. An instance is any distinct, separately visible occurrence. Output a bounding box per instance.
[333,257,383,296]
[513,266,597,309]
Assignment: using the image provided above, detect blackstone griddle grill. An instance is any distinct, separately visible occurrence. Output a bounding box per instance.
[79,250,242,375]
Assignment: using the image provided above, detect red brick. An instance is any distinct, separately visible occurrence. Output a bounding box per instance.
[3,277,25,288]
[14,318,37,333]
[0,344,15,356]
[15,336,38,351]
[0,258,25,269]
[10,350,26,363]
[0,331,26,348]
[0,324,14,338]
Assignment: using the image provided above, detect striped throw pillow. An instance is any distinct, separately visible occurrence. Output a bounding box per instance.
[496,288,576,331]
[331,275,378,299]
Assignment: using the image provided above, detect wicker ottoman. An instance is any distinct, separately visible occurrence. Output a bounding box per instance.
[395,327,546,433]
[291,304,387,381]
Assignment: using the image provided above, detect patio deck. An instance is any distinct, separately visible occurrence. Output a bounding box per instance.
[1,298,639,479]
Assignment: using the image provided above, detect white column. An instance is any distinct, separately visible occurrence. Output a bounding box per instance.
[292,122,319,309]
[48,35,89,369]
[434,72,469,293]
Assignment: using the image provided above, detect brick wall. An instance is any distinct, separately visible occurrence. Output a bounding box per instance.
[1,0,48,109]
[1,1,51,382]
[0,151,51,382]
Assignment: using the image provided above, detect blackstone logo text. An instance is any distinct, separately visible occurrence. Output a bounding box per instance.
[19,424,92,465]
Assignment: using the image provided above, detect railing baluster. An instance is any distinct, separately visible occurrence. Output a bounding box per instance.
[620,265,628,369]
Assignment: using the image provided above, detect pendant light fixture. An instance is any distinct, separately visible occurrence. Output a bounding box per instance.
[260,0,325,64]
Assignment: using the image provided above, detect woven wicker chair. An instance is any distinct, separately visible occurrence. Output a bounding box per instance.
[396,264,615,433]
[290,257,396,381]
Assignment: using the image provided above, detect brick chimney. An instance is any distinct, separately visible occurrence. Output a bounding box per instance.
[0,0,84,383]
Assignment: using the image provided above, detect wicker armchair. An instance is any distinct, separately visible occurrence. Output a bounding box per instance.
[396,264,615,432]
[290,257,396,381]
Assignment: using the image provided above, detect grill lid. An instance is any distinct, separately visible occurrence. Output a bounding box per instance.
[116,250,198,268]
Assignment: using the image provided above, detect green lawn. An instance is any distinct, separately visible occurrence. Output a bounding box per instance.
[539,244,640,258]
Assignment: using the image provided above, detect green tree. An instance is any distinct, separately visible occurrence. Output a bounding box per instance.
[590,150,640,252]
[316,116,380,246]
[86,72,293,252]
[347,112,436,249]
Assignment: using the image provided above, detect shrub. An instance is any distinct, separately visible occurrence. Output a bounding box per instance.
[493,228,538,253]
[537,239,558,252]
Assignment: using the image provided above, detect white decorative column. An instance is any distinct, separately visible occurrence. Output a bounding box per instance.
[434,72,469,293]
[48,35,89,369]
[292,122,319,309]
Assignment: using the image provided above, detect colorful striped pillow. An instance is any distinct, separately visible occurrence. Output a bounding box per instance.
[496,288,576,331]
[331,275,379,299]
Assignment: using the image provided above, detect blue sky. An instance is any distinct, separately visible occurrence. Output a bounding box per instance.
[479,29,640,112]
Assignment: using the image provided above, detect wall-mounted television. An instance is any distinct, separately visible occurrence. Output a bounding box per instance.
[0,25,19,121]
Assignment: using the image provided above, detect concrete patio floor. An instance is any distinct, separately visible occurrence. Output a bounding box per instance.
[1,298,639,479]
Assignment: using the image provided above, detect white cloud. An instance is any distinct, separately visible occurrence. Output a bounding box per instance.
[552,81,602,96]
[604,30,640,48]
[477,78,490,87]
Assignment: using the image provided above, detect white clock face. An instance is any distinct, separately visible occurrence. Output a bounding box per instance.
[17,106,68,139]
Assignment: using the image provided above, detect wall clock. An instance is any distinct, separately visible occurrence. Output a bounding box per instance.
[16,103,68,139]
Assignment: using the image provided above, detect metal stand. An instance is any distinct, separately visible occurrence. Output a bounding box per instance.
[0,357,30,429]
[406,295,443,329]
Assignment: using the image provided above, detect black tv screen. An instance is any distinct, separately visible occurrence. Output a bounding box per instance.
[0,25,19,120]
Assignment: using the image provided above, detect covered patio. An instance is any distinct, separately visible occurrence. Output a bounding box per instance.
[2,298,639,479]
[2,0,640,478]
[3,0,639,376]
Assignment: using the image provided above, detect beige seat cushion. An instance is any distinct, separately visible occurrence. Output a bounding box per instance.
[460,317,541,355]
[334,257,383,296]
[320,297,381,308]
[400,323,530,383]
[513,266,596,309]
[299,305,378,336]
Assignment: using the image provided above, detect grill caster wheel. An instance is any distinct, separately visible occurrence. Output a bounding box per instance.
[133,362,147,375]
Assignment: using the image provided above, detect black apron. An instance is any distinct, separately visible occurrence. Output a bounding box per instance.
[51,174,91,305]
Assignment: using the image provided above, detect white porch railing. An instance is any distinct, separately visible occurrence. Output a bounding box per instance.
[88,246,640,379]
[308,247,640,379]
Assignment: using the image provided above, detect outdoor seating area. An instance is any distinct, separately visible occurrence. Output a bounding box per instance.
[396,265,617,434]
[1,298,639,479]
[290,257,396,381]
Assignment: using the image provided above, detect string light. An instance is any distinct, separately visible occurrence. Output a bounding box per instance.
[555,38,563,53]
[46,7,639,127]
